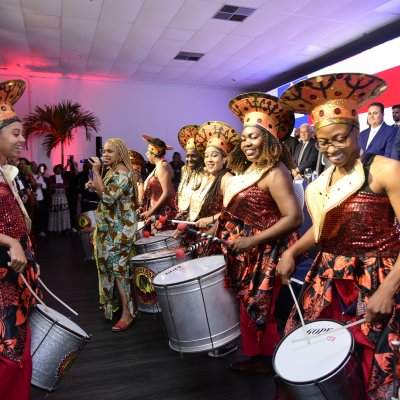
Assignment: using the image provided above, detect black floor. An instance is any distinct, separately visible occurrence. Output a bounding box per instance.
[30,234,277,400]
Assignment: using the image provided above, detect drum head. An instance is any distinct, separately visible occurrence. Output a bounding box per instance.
[153,255,225,286]
[273,319,353,383]
[36,304,89,338]
[134,236,166,245]
[131,248,179,262]
[137,221,145,230]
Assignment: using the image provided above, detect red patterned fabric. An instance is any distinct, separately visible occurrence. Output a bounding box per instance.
[285,189,400,398]
[216,185,298,355]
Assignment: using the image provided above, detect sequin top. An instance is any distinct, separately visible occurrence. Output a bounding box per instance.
[143,175,177,213]
[320,191,400,256]
[227,185,281,231]
[0,182,27,239]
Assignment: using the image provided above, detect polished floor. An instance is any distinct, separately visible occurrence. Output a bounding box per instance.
[30,233,280,400]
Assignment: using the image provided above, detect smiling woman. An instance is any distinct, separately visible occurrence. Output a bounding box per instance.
[0,79,40,400]
[277,72,400,400]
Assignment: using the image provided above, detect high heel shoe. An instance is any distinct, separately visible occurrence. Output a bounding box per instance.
[111,318,134,332]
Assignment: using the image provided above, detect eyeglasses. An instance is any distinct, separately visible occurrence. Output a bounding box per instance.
[315,127,356,151]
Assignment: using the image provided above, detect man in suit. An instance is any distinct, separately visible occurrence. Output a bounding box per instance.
[358,102,397,158]
[283,127,300,160]
[390,104,400,160]
[292,123,318,179]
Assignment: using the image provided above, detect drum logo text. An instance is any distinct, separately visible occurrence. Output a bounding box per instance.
[306,327,333,335]
[134,266,158,305]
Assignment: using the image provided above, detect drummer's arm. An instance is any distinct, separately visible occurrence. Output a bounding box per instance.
[365,157,400,322]
[0,233,27,273]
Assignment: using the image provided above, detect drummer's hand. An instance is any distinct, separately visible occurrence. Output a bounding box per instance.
[228,236,257,253]
[141,210,152,220]
[172,229,181,239]
[196,217,213,228]
[7,240,27,273]
[365,286,395,324]
[85,180,95,190]
[88,157,102,173]
[276,250,296,285]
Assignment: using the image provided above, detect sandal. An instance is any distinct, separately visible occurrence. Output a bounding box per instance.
[112,318,134,332]
[230,358,273,374]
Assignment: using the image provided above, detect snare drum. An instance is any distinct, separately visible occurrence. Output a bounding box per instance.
[273,319,364,400]
[153,255,240,353]
[77,210,96,229]
[131,248,193,313]
[134,234,180,255]
[30,304,90,392]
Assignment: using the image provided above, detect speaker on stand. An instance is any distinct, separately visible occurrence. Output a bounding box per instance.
[95,136,103,158]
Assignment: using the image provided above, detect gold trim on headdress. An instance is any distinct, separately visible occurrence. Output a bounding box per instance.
[195,121,239,156]
[229,92,294,141]
[0,80,26,129]
[279,73,387,130]
[142,134,173,156]
[128,150,145,167]
[178,125,199,153]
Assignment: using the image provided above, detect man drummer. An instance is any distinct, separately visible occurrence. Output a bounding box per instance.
[277,73,400,399]
[0,80,40,399]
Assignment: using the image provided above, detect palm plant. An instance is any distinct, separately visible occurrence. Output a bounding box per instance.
[23,100,101,166]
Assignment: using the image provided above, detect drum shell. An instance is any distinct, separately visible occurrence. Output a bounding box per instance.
[135,221,146,240]
[153,259,240,353]
[275,353,363,400]
[30,306,90,392]
[131,249,193,313]
[134,235,180,254]
[79,227,95,261]
[77,210,96,229]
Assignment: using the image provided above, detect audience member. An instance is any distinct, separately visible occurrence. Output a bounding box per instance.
[390,104,400,160]
[32,163,48,236]
[169,151,185,192]
[283,127,300,159]
[65,155,79,231]
[292,123,318,178]
[358,102,397,158]
[77,160,99,213]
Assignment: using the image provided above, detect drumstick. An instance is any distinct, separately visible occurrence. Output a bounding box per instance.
[19,273,59,321]
[38,277,78,316]
[177,224,227,245]
[288,281,310,344]
[169,219,197,225]
[291,318,367,343]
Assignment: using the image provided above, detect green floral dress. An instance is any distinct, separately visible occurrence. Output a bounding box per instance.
[94,171,137,320]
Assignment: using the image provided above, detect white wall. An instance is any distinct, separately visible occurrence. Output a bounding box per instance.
[0,74,242,168]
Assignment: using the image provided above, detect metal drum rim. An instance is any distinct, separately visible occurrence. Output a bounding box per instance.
[130,249,191,264]
[33,305,90,340]
[272,318,354,384]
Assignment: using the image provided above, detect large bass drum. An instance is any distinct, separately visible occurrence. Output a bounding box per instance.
[30,304,90,392]
[273,319,364,400]
[153,255,240,353]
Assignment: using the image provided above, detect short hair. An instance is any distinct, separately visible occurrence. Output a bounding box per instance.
[392,104,400,110]
[369,102,384,113]
[53,164,62,173]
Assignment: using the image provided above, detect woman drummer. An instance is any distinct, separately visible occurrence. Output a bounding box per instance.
[128,149,145,205]
[213,93,303,372]
[277,73,400,399]
[140,135,177,229]
[176,124,204,220]
[0,79,40,399]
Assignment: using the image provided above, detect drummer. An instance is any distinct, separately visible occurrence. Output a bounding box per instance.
[0,80,40,399]
[185,121,238,257]
[140,135,177,230]
[128,149,146,204]
[176,125,205,220]
[277,73,400,399]
[212,93,303,372]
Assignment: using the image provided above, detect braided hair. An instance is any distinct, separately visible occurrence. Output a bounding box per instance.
[103,138,139,209]
[227,126,295,175]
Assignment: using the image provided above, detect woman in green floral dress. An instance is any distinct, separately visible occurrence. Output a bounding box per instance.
[88,138,139,332]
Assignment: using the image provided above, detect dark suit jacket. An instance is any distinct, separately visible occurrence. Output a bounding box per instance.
[293,139,319,174]
[390,125,400,160]
[283,136,299,160]
[358,122,397,158]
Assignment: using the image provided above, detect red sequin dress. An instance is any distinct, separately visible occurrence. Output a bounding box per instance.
[0,182,39,362]
[285,159,400,399]
[216,185,298,356]
[141,161,177,230]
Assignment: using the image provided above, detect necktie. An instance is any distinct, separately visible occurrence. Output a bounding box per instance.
[297,142,307,165]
